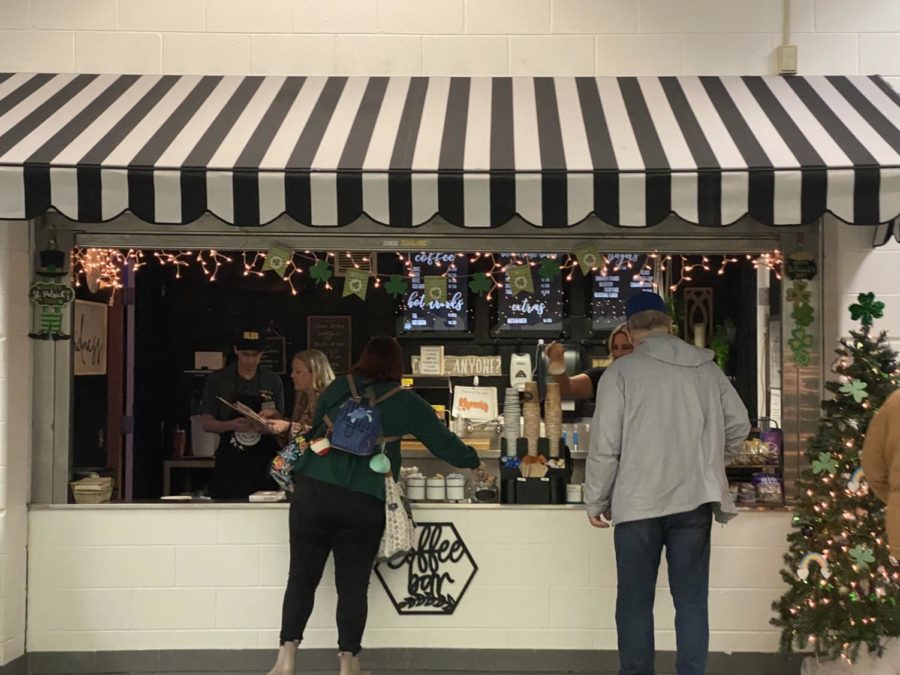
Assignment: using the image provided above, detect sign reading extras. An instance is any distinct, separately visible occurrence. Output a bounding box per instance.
[375,522,477,615]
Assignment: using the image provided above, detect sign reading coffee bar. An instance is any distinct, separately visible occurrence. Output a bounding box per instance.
[375,522,477,615]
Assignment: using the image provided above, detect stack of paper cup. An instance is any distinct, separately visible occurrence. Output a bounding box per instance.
[503,388,520,452]
[545,382,562,457]
[522,381,540,456]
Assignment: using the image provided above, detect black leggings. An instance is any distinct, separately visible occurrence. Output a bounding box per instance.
[279,475,386,654]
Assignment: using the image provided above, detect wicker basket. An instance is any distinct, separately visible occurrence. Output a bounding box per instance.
[70,474,114,504]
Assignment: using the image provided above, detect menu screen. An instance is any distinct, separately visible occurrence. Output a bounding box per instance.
[402,252,468,331]
[592,253,654,329]
[497,253,563,332]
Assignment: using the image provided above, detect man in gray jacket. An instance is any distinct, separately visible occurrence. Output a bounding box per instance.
[584,292,750,675]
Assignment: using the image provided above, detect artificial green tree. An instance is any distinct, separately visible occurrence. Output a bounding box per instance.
[772,293,900,661]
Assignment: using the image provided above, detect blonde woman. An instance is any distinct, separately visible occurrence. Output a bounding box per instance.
[269,350,335,438]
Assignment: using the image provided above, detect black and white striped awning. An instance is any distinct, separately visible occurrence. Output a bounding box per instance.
[1,73,898,229]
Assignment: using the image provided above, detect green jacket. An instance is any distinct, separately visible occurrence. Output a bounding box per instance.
[293,375,480,501]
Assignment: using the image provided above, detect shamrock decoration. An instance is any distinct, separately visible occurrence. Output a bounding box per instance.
[849,545,876,571]
[384,274,409,298]
[792,303,814,327]
[468,272,493,296]
[812,452,839,476]
[849,292,884,328]
[788,326,814,354]
[538,257,561,279]
[309,259,332,285]
[839,379,869,403]
[786,281,811,306]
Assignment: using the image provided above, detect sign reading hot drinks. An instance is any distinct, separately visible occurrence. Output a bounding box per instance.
[375,522,477,615]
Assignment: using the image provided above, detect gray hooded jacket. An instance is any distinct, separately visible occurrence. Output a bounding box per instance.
[584,332,751,525]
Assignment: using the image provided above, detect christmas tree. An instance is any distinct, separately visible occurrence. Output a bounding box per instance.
[772,293,900,662]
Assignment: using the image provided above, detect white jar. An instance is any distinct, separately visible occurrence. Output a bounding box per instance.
[445,475,466,501]
[426,477,446,501]
[566,483,583,503]
[406,476,426,501]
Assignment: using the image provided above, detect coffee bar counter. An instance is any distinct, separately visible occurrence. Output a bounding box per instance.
[26,502,791,654]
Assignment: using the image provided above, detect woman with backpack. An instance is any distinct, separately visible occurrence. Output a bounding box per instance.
[267,336,491,675]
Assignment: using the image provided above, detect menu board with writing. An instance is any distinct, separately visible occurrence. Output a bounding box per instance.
[307,316,352,374]
[497,253,563,331]
[260,336,287,374]
[402,252,468,331]
[592,253,654,330]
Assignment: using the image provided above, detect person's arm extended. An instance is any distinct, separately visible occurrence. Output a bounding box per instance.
[406,394,481,469]
[584,368,624,518]
[714,366,751,466]
[554,372,596,401]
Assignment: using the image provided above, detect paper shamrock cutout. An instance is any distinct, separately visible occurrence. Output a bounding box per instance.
[385,274,409,298]
[538,257,561,279]
[792,303,814,327]
[812,452,839,476]
[849,545,875,571]
[849,292,884,328]
[839,379,868,403]
[786,281,811,306]
[309,259,332,285]
[468,272,493,296]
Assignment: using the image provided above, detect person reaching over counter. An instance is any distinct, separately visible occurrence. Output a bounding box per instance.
[544,323,633,400]
[267,336,492,675]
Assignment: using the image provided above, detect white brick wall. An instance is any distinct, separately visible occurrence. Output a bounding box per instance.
[0,0,896,85]
[0,221,32,666]
[1,0,899,662]
[26,505,792,652]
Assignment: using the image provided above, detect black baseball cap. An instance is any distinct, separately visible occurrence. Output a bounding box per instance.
[235,328,264,352]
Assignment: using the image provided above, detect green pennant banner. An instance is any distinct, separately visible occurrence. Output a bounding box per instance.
[262,244,293,278]
[423,276,447,303]
[575,243,602,275]
[342,267,369,300]
[506,265,534,296]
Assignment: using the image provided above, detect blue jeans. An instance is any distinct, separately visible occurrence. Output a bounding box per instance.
[613,503,713,675]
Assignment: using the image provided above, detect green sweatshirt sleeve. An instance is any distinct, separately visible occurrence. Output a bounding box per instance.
[404,393,481,469]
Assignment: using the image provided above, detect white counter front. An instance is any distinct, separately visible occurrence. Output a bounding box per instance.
[27,504,791,653]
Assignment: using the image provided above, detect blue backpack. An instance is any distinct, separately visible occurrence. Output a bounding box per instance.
[325,375,402,456]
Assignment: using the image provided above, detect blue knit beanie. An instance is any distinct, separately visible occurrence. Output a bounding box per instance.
[625,292,668,319]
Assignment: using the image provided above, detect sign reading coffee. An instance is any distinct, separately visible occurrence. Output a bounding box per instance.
[402,252,468,331]
[375,522,477,615]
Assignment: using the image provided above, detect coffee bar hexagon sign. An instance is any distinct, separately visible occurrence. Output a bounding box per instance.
[375,522,477,615]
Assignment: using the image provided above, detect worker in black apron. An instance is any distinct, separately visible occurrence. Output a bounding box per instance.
[200,327,285,499]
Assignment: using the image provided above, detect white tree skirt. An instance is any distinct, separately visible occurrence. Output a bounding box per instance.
[802,640,900,675]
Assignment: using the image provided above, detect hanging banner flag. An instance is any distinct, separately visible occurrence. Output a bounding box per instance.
[423,276,447,303]
[575,242,602,275]
[506,265,534,296]
[342,267,369,300]
[262,244,293,278]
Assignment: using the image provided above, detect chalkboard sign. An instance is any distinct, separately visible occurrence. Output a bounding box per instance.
[402,252,468,331]
[260,336,287,375]
[497,253,563,332]
[592,253,654,330]
[307,316,352,374]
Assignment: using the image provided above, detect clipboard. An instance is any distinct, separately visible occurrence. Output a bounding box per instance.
[217,396,270,428]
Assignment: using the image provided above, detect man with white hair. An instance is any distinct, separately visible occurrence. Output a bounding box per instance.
[584,291,751,675]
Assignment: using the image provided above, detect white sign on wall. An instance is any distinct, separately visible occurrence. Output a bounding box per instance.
[73,300,107,376]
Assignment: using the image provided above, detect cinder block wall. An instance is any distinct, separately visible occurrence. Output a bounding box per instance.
[1,0,899,663]
[0,221,32,664]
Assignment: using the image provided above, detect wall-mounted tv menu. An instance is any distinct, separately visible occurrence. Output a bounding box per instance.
[402,252,468,331]
[592,253,654,330]
[497,253,563,332]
